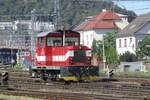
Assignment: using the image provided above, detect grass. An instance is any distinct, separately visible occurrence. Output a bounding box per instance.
[99,68,150,78]
[115,71,150,78]
[13,63,24,70]
[114,68,150,77]
[0,94,41,100]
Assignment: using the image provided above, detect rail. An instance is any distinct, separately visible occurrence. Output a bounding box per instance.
[1,71,150,99]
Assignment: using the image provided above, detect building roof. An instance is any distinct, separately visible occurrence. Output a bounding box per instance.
[117,13,150,37]
[74,10,121,31]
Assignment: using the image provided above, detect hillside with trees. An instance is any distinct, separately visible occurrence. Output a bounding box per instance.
[0,0,136,29]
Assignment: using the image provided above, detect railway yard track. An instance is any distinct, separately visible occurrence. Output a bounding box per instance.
[9,79,150,98]
[1,70,150,100]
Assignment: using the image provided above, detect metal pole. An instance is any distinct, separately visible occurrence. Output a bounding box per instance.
[31,9,36,55]
[10,33,13,68]
[63,29,65,46]
[30,9,37,75]
[102,34,106,71]
[54,0,61,30]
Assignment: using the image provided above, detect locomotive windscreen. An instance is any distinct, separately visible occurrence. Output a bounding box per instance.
[73,50,87,62]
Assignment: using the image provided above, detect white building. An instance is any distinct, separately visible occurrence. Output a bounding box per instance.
[115,13,129,29]
[119,61,145,72]
[0,22,13,31]
[0,20,54,32]
[116,13,150,55]
[74,10,129,48]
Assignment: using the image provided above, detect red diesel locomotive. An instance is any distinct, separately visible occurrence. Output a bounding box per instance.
[31,30,99,81]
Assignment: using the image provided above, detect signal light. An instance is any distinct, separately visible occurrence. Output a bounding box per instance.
[109,69,114,78]
[1,71,9,86]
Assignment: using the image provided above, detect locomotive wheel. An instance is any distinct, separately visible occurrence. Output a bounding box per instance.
[64,81,71,85]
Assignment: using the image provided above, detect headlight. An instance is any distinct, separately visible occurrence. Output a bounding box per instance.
[86,50,91,56]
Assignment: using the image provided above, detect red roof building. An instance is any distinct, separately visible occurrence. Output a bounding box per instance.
[74,10,122,31]
[74,10,128,48]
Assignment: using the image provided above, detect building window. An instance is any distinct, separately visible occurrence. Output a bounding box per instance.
[119,39,121,48]
[132,44,134,49]
[87,41,89,45]
[130,38,132,43]
[90,34,93,40]
[86,35,88,40]
[124,39,127,47]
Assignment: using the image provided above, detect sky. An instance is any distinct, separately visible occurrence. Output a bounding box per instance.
[114,1,150,15]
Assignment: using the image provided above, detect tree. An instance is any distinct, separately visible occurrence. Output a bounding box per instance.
[119,51,138,62]
[0,0,136,27]
[136,37,150,60]
[92,32,118,65]
[92,39,103,66]
[104,32,118,64]
[104,32,116,48]
[105,46,118,64]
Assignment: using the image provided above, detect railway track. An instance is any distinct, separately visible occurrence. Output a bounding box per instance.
[0,89,94,100]
[9,70,150,84]
[7,77,150,99]
[0,64,11,70]
[0,86,144,100]
[1,71,150,99]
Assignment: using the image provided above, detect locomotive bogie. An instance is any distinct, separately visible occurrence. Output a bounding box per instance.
[60,66,99,81]
[31,65,99,81]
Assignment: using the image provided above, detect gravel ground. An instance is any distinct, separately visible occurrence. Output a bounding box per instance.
[0,94,41,100]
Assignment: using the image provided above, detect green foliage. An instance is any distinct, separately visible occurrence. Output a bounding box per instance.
[136,37,150,59]
[0,0,136,28]
[104,32,116,48]
[92,40,103,61]
[92,32,118,64]
[13,63,24,70]
[104,32,118,64]
[105,46,118,64]
[119,51,138,62]
[92,39,97,54]
[91,39,102,60]
[115,71,150,78]
[108,67,150,77]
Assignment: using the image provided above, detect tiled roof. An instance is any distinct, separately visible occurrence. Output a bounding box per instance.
[117,13,150,37]
[95,11,121,20]
[74,10,121,31]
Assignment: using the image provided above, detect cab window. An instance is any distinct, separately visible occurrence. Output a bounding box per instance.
[47,37,62,46]
[65,37,79,46]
